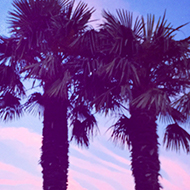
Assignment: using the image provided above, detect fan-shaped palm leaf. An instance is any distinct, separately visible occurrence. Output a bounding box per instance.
[132,88,171,115]
[158,107,187,124]
[49,0,95,53]
[70,104,97,147]
[0,92,22,120]
[0,64,25,95]
[9,0,68,50]
[109,115,131,149]
[172,92,190,117]
[70,29,100,57]
[102,9,142,57]
[163,123,190,153]
[24,92,44,116]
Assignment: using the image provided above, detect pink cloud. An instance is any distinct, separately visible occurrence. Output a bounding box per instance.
[0,162,41,188]
[68,172,88,190]
[160,156,190,190]
[160,177,182,190]
[69,169,118,190]
[0,126,189,190]
[70,145,134,189]
[0,127,41,147]
[93,140,131,165]
[71,146,130,173]
[71,138,190,190]
[0,126,42,163]
[70,155,131,176]
[0,127,42,189]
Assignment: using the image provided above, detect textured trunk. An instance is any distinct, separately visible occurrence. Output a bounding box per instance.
[41,97,69,190]
[130,110,161,190]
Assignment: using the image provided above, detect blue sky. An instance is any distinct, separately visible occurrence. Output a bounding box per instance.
[0,0,190,190]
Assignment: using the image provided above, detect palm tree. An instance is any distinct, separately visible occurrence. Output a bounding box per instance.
[86,10,190,190]
[0,0,97,189]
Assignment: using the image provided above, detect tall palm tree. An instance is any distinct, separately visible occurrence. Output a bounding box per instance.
[0,0,97,189]
[86,10,190,190]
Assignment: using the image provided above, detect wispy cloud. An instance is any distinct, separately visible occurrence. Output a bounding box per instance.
[69,169,118,190]
[0,126,42,166]
[0,125,189,190]
[68,173,88,190]
[0,127,41,147]
[0,126,42,189]
[70,140,134,189]
[0,162,41,189]
[160,156,190,190]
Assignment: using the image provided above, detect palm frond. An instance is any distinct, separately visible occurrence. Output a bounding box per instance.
[132,88,170,115]
[104,57,139,85]
[109,115,131,149]
[142,11,172,42]
[70,119,89,146]
[101,9,141,57]
[9,0,68,51]
[91,87,120,115]
[172,92,190,117]
[49,0,94,53]
[23,54,62,81]
[46,70,71,99]
[169,107,187,123]
[24,92,44,116]
[70,104,97,147]
[70,1,95,29]
[0,64,25,96]
[116,9,133,29]
[163,123,190,153]
[142,13,155,41]
[158,107,187,125]
[0,36,16,60]
[70,29,100,57]
[0,92,22,121]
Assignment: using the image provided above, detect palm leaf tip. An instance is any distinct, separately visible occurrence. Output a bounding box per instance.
[163,123,190,153]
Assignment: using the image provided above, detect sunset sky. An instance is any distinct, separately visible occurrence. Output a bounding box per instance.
[0,0,190,190]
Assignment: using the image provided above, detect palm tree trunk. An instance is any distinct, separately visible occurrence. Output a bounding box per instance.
[41,97,69,190]
[130,110,161,190]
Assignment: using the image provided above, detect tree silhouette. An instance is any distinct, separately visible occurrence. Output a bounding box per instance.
[84,10,190,190]
[0,0,97,189]
[1,1,190,190]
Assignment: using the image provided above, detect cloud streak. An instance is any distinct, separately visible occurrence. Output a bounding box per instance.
[0,127,41,147]
[0,126,189,190]
[0,162,41,189]
[160,156,190,190]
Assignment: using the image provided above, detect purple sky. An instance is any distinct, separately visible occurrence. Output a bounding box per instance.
[0,0,190,189]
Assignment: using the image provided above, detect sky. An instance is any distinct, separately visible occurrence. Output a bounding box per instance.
[0,0,190,190]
